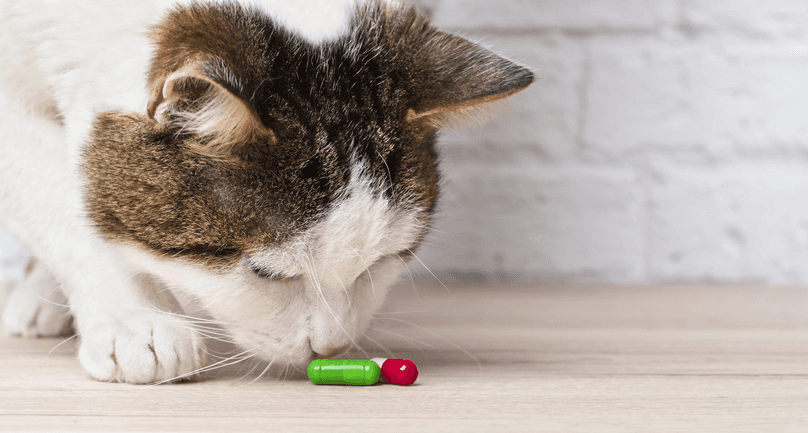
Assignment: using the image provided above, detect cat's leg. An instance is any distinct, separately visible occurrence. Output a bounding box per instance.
[2,257,71,338]
[0,99,206,385]
[74,273,207,384]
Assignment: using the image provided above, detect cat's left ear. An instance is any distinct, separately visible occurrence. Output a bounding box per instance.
[406,32,534,126]
[146,61,273,159]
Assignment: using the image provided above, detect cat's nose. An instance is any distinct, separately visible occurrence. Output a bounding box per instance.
[313,343,350,358]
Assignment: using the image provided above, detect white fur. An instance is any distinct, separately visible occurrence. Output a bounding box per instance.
[0,0,415,383]
[2,259,71,338]
[252,0,367,43]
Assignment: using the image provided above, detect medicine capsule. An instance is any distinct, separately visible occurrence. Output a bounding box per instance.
[307,359,381,385]
[371,358,419,386]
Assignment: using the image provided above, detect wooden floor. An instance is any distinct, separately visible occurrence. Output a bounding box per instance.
[1,283,806,432]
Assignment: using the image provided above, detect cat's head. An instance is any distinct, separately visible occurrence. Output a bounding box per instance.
[83,1,532,366]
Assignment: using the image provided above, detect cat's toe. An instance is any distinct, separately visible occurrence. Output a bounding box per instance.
[78,319,206,384]
[151,321,206,380]
[2,284,71,338]
[77,324,119,382]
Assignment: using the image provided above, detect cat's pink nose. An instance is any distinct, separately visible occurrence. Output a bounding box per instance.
[314,344,350,358]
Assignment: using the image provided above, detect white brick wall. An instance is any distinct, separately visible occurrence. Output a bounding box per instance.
[2,0,808,285]
[411,0,808,284]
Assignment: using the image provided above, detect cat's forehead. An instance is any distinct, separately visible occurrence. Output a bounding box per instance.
[246,158,425,281]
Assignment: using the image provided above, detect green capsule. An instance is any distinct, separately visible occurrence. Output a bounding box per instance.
[307,359,381,385]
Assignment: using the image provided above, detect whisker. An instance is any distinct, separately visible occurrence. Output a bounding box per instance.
[192,332,236,345]
[60,299,234,328]
[425,227,454,239]
[33,296,70,309]
[234,358,263,384]
[373,306,436,315]
[322,263,351,308]
[279,363,290,382]
[360,334,395,358]
[194,353,260,379]
[183,327,233,340]
[403,247,450,293]
[149,346,261,386]
[377,316,481,370]
[44,333,79,358]
[201,346,242,362]
[385,251,420,297]
[369,327,434,350]
[347,337,371,360]
[344,242,376,298]
[245,354,278,386]
[287,360,305,375]
[376,149,397,203]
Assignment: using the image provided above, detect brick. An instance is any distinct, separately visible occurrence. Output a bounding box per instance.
[687,40,808,155]
[432,0,678,31]
[649,161,808,283]
[438,34,584,163]
[683,0,808,39]
[583,37,808,158]
[412,163,646,283]
[583,37,701,156]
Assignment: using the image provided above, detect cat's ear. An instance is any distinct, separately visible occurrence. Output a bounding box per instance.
[406,32,533,126]
[146,61,273,159]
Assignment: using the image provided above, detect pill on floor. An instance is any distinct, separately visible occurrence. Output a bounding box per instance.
[371,358,418,386]
[307,359,381,385]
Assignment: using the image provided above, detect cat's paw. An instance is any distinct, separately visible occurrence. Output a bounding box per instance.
[2,267,72,338]
[78,317,206,384]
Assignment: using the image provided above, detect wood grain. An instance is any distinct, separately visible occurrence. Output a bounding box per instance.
[1,284,806,432]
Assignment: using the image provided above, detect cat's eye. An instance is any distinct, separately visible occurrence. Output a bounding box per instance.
[250,264,281,280]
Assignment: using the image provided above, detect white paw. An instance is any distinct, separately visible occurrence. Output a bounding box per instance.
[2,263,71,338]
[78,317,207,384]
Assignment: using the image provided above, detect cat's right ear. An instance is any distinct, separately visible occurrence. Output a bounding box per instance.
[146,61,273,159]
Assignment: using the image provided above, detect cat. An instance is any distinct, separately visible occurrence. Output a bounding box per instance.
[0,0,532,384]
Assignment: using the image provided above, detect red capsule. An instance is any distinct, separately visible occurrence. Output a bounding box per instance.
[371,358,418,386]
